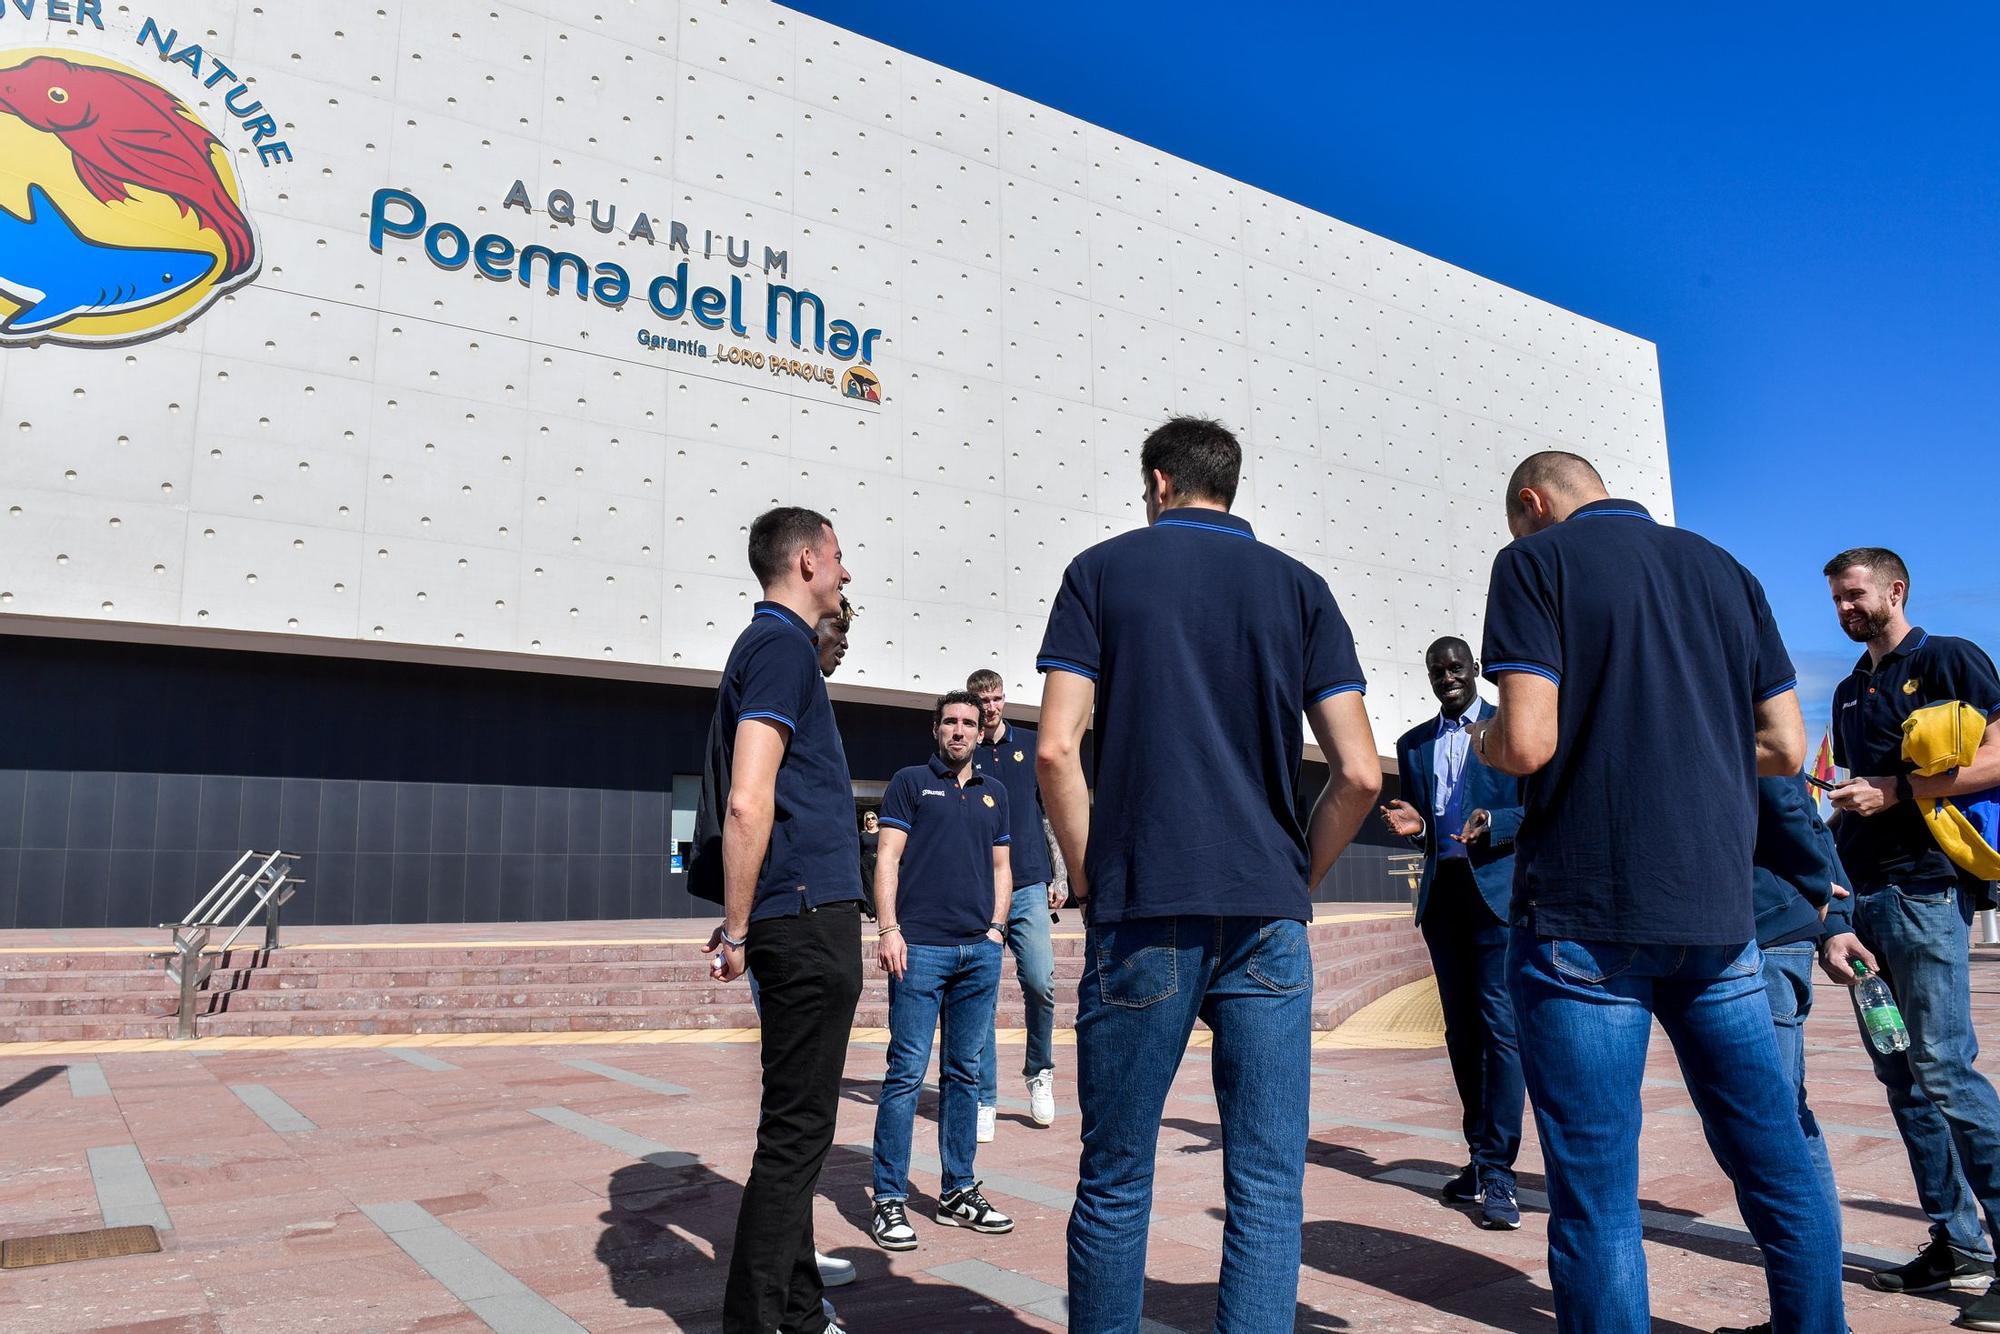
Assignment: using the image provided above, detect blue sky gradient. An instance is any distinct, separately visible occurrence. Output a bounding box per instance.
[786,2,2000,735]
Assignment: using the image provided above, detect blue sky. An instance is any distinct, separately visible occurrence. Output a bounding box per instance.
[786,2,2000,736]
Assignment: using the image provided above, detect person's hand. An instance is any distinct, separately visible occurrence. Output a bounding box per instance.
[1453,809,1492,845]
[1830,777,1898,816]
[1820,931,1876,985]
[703,925,747,983]
[877,928,908,980]
[1380,800,1425,838]
[1819,882,1850,923]
[985,924,1005,948]
[1046,882,1065,910]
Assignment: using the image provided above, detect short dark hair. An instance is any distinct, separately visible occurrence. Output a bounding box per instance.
[932,689,982,728]
[966,668,1004,694]
[1504,450,1604,518]
[1824,547,1911,603]
[746,507,832,587]
[1425,636,1472,662]
[1140,416,1241,508]
[819,596,856,633]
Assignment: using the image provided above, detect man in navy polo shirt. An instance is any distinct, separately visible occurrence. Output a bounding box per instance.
[1470,451,1841,1332]
[1820,547,2000,1322]
[963,665,1063,1136]
[698,507,861,1334]
[1036,415,1382,1332]
[868,691,1016,1251]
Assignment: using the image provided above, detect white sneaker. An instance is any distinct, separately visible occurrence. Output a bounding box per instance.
[976,1104,996,1143]
[815,1250,855,1287]
[1026,1069,1055,1127]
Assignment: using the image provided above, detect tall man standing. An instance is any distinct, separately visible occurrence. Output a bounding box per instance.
[1380,636,1527,1231]
[699,507,861,1334]
[1821,547,2000,1325]
[1037,415,1382,1332]
[1471,451,1841,1333]
[868,691,1016,1251]
[964,666,1063,1136]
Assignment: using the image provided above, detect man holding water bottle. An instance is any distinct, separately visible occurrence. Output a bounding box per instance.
[1823,547,2000,1323]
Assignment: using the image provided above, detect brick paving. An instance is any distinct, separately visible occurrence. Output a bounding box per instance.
[0,952,1995,1332]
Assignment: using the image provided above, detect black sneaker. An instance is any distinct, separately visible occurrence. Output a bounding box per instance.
[1713,1323,1770,1334]
[1959,1280,2000,1331]
[1870,1234,1994,1293]
[1478,1174,1521,1230]
[871,1198,916,1251]
[1441,1164,1483,1205]
[937,1181,1014,1234]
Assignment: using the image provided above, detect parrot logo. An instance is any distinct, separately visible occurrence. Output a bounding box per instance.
[0,45,262,347]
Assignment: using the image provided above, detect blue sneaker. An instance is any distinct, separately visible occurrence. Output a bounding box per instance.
[1440,1164,1483,1204]
[1479,1173,1521,1230]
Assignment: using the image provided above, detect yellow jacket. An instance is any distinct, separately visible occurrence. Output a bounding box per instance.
[1901,700,2000,880]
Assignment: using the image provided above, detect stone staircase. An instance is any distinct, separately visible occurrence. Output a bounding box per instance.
[0,912,1431,1042]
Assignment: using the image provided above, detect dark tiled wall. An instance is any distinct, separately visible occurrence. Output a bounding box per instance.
[0,770,692,929]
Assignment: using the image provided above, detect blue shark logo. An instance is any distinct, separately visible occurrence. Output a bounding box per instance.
[0,183,215,339]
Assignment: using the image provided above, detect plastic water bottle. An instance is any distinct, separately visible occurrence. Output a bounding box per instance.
[1851,961,1910,1054]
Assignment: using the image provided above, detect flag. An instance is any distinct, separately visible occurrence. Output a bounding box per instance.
[1808,728,1838,812]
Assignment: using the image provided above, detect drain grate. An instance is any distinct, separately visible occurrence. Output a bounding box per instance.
[0,1225,162,1269]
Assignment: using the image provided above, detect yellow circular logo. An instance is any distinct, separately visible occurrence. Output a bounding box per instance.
[0,45,260,347]
[982,794,995,808]
[1013,750,1025,763]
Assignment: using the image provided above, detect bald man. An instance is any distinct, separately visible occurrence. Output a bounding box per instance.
[1469,451,1841,1332]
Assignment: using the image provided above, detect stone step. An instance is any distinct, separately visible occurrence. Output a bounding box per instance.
[0,915,1418,974]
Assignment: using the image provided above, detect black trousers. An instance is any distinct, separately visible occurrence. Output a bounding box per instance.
[722,900,863,1334]
[1418,858,1525,1175]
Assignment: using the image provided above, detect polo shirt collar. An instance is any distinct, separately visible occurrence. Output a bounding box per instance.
[1854,625,1929,673]
[928,752,983,785]
[752,600,819,645]
[1571,498,1656,523]
[1152,508,1254,539]
[984,720,1011,746]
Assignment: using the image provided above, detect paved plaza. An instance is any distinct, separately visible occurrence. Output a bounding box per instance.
[1,954,1996,1332]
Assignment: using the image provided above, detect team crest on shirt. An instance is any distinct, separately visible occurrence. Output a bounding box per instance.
[982,794,995,808]
[1904,678,1920,695]
[1014,750,1024,763]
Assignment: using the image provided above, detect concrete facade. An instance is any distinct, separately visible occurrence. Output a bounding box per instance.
[1,0,1669,733]
[0,0,1668,925]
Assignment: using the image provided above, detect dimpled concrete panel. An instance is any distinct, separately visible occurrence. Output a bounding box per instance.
[0,0,1668,740]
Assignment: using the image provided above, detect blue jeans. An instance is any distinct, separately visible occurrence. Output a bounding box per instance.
[1068,916,1312,1334]
[870,940,1002,1202]
[1700,941,1842,1251]
[1852,880,2000,1261]
[1510,928,1844,1334]
[1419,861,1524,1179]
[973,882,1056,1104]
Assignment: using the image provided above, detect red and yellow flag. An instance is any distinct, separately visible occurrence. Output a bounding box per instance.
[1809,728,1837,810]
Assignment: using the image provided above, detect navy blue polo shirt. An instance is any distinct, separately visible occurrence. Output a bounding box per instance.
[1036,507,1365,924]
[710,602,863,922]
[1481,498,1795,945]
[972,721,1052,888]
[1830,627,2000,892]
[878,755,1011,945]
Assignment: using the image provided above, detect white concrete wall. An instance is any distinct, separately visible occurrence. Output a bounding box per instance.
[0,0,1670,742]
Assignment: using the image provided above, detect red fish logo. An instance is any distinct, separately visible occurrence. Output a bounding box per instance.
[0,54,254,279]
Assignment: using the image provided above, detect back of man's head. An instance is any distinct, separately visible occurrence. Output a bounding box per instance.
[1140,416,1241,509]
[1504,450,1608,527]
[747,506,832,589]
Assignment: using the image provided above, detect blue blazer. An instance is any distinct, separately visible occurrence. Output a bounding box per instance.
[1395,698,1526,925]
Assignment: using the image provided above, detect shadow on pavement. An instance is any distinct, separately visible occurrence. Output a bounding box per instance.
[0,1065,63,1109]
[595,1145,1046,1331]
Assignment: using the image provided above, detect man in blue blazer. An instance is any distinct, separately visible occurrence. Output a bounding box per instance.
[1382,635,1529,1229]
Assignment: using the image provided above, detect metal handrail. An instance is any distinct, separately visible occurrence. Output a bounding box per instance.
[159,849,304,1040]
